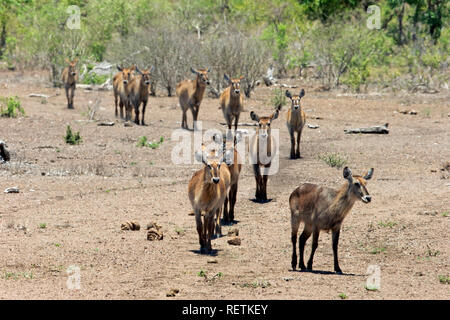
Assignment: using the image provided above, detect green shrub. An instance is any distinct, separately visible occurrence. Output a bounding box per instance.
[137,136,164,149]
[271,88,287,109]
[319,153,347,168]
[82,72,109,85]
[64,125,82,145]
[0,96,24,118]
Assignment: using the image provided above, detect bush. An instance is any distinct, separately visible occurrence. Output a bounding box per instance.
[0,96,24,118]
[319,153,347,168]
[64,125,82,145]
[82,72,109,85]
[271,88,287,109]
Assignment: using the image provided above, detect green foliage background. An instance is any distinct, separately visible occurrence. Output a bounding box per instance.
[0,0,448,92]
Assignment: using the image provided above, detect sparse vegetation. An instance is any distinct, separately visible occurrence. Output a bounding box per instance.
[137,136,164,149]
[438,275,449,284]
[370,247,386,254]
[319,153,347,168]
[378,221,397,228]
[0,96,24,118]
[175,226,185,236]
[64,125,82,145]
[38,223,47,229]
[338,293,348,299]
[271,88,287,110]
[197,270,206,278]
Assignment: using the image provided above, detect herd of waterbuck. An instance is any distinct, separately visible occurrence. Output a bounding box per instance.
[61,59,374,274]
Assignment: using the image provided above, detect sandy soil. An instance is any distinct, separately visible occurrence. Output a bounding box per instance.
[0,70,449,300]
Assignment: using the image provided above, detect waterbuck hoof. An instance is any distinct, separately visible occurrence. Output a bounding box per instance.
[335,267,343,274]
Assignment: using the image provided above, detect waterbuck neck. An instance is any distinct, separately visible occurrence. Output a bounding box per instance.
[328,181,357,218]
[193,77,206,102]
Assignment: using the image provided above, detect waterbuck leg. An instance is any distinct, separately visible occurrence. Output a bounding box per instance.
[290,131,295,159]
[332,228,342,274]
[299,228,312,270]
[195,210,205,253]
[296,130,302,159]
[141,101,147,125]
[307,229,320,270]
[228,184,238,222]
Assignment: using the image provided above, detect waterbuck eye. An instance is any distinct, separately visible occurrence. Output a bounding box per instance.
[207,164,211,169]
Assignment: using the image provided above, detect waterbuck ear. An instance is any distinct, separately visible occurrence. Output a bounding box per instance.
[285,90,292,99]
[239,75,245,81]
[271,106,281,121]
[364,168,374,180]
[65,58,71,64]
[190,67,197,74]
[72,58,78,64]
[135,66,142,75]
[149,66,155,73]
[194,151,206,164]
[224,74,230,83]
[299,88,305,98]
[117,65,123,72]
[343,167,353,181]
[250,111,259,122]
[207,68,211,73]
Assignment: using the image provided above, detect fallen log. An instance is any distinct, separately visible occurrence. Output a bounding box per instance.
[344,123,389,134]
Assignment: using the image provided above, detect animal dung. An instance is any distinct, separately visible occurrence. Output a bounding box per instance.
[166,289,179,297]
[227,228,239,237]
[121,221,140,231]
[227,236,241,246]
[147,228,163,241]
[147,222,163,241]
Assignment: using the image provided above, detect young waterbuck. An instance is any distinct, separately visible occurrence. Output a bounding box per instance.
[285,89,306,159]
[249,106,281,202]
[188,148,230,254]
[176,67,210,130]
[113,65,135,121]
[290,167,374,273]
[61,58,78,109]
[220,74,244,132]
[129,66,154,125]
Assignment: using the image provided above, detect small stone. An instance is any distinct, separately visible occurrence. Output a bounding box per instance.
[4,187,19,194]
[166,288,179,297]
[207,259,218,264]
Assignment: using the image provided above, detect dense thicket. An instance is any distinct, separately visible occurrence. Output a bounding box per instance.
[0,0,448,93]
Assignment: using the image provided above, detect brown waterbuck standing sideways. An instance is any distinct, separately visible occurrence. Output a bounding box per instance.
[285,89,306,159]
[129,66,154,125]
[290,167,374,273]
[220,74,244,132]
[113,65,135,121]
[61,58,78,109]
[249,106,281,202]
[176,67,210,130]
[188,149,230,254]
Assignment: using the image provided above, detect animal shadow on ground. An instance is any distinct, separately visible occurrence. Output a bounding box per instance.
[189,249,221,256]
[290,269,364,277]
[249,198,273,204]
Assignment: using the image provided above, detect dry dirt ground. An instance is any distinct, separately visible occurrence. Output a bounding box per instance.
[0,70,449,300]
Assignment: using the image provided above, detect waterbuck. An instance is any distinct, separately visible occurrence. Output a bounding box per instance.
[290,167,374,273]
[285,89,306,159]
[220,74,244,132]
[128,66,154,125]
[249,106,281,202]
[176,67,210,130]
[61,58,78,109]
